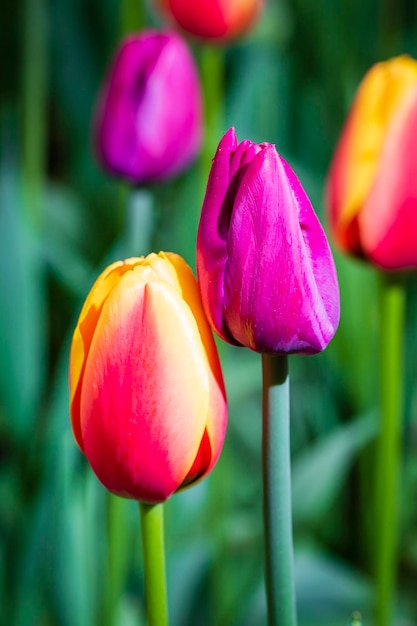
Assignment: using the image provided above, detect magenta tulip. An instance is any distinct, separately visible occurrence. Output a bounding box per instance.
[93,31,202,184]
[197,128,340,355]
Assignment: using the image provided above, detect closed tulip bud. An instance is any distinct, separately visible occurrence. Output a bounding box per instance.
[197,128,340,355]
[69,252,227,503]
[157,0,263,41]
[326,55,417,270]
[93,31,202,184]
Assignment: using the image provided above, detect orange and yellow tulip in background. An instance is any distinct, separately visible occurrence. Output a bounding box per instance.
[326,55,417,270]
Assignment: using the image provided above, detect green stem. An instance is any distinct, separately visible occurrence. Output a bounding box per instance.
[139,502,168,626]
[125,188,154,257]
[118,1,150,256]
[21,0,48,227]
[375,272,406,626]
[199,44,225,177]
[262,354,297,626]
[377,0,403,59]
[120,0,145,36]
[103,495,131,626]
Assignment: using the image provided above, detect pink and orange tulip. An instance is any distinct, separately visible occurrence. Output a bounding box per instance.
[326,55,417,270]
[157,0,263,41]
[69,252,227,503]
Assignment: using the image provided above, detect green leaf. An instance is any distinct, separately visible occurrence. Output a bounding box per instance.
[43,183,94,297]
[329,253,379,414]
[292,412,378,525]
[295,545,372,625]
[0,161,46,440]
[239,545,373,626]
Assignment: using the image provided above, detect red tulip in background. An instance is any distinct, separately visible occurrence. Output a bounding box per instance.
[69,253,227,503]
[94,31,202,184]
[157,0,264,41]
[326,55,417,270]
[197,128,340,355]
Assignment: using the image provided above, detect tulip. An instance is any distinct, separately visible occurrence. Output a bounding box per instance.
[326,55,417,270]
[157,0,263,41]
[69,252,227,503]
[93,31,202,184]
[197,128,340,355]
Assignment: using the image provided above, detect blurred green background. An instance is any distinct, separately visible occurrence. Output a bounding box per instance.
[1,0,417,624]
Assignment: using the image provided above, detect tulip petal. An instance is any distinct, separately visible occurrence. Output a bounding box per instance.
[94,31,202,184]
[223,148,339,353]
[197,128,239,343]
[133,35,202,179]
[168,0,227,38]
[165,0,263,40]
[164,252,227,476]
[69,256,163,442]
[326,56,417,257]
[79,267,219,502]
[69,259,132,450]
[360,87,417,269]
[281,158,340,337]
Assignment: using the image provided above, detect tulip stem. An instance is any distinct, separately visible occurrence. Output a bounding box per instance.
[262,354,297,626]
[199,44,224,174]
[125,188,154,257]
[139,502,169,626]
[103,494,131,626]
[375,272,406,626]
[120,0,145,36]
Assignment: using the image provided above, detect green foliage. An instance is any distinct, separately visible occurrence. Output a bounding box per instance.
[1,0,417,624]
[0,162,45,441]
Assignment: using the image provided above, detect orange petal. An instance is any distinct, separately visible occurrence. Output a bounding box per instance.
[79,267,213,502]
[69,258,144,449]
[327,55,417,253]
[360,86,417,269]
[163,252,227,476]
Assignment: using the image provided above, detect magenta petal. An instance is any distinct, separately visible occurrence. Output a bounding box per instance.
[197,128,340,354]
[197,128,240,343]
[223,149,339,354]
[94,31,202,184]
[280,157,340,343]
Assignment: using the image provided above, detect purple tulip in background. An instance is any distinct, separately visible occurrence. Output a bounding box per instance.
[197,128,340,355]
[93,30,202,184]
